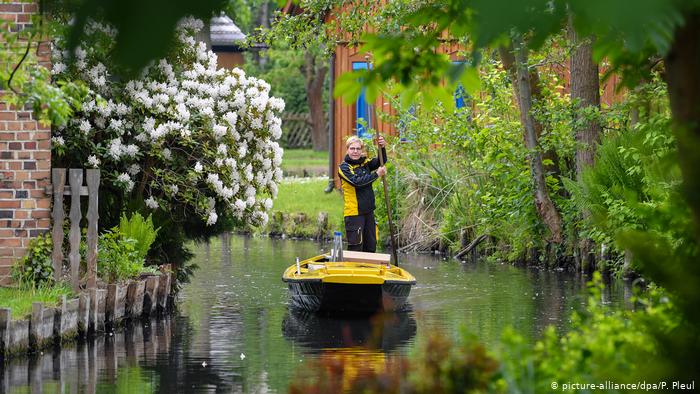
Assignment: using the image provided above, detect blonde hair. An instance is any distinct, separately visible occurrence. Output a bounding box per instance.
[345,135,365,149]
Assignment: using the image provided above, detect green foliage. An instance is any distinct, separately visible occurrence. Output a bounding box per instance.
[499,272,680,392]
[0,283,73,320]
[1,10,88,126]
[289,330,500,393]
[319,0,692,108]
[46,0,228,73]
[118,213,159,261]
[98,229,144,283]
[564,77,691,274]
[372,55,572,258]
[224,0,273,34]
[11,233,54,288]
[407,333,501,393]
[243,49,310,114]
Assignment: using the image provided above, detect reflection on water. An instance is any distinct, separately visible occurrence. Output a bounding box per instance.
[282,309,416,352]
[1,317,172,393]
[2,234,632,393]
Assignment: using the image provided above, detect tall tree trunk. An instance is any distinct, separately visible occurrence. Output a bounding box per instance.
[665,13,700,245]
[569,26,601,272]
[500,41,564,244]
[499,47,561,181]
[303,51,328,151]
[661,13,700,381]
[253,1,271,67]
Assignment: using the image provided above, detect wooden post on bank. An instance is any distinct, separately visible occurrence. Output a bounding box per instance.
[68,169,83,292]
[86,169,100,289]
[50,168,100,292]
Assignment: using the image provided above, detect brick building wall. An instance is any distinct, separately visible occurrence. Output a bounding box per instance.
[0,1,52,285]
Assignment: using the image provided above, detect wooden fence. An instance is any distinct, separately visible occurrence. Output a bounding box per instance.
[282,112,313,149]
[50,169,100,292]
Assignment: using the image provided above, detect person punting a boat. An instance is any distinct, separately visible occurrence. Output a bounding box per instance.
[338,135,387,253]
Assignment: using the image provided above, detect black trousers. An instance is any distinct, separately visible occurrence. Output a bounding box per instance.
[344,212,377,252]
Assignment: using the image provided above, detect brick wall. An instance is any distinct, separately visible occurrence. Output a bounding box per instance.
[0,1,52,285]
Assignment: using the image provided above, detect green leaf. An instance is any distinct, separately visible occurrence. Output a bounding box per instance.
[460,66,481,95]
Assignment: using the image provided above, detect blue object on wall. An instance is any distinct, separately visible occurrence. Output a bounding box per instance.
[455,84,466,109]
[452,61,468,110]
[353,62,371,139]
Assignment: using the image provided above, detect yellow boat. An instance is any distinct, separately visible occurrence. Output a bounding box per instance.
[282,251,416,314]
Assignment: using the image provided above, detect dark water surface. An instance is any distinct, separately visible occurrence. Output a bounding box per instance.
[2,234,631,393]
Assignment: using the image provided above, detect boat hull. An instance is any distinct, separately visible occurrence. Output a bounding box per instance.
[285,280,413,315]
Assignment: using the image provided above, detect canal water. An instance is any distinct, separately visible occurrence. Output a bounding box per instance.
[2,234,631,393]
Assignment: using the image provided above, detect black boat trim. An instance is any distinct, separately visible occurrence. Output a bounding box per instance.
[385,279,416,285]
[282,277,322,283]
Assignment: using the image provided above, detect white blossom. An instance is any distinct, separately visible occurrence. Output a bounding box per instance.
[51,136,65,146]
[53,18,286,228]
[206,210,218,225]
[79,119,91,134]
[115,103,128,115]
[109,118,123,131]
[238,144,248,158]
[250,117,263,130]
[117,173,134,192]
[108,138,123,160]
[213,124,227,139]
[124,144,139,158]
[263,198,273,210]
[87,155,100,167]
[128,164,140,175]
[145,196,159,209]
[269,97,285,112]
[52,62,66,75]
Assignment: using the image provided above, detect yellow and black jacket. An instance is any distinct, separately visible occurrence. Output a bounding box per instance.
[338,148,387,217]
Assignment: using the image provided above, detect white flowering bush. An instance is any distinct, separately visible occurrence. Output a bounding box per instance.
[51,18,284,228]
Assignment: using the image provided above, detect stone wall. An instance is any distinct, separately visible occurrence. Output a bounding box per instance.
[0,1,52,284]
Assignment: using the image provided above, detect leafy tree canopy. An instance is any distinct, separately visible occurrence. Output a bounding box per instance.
[44,0,228,73]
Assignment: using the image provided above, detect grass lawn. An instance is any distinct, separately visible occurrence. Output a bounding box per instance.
[281,149,329,176]
[0,284,73,320]
[268,177,345,235]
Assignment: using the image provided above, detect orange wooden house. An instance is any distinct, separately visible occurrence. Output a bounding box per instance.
[282,1,624,188]
[282,1,467,187]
